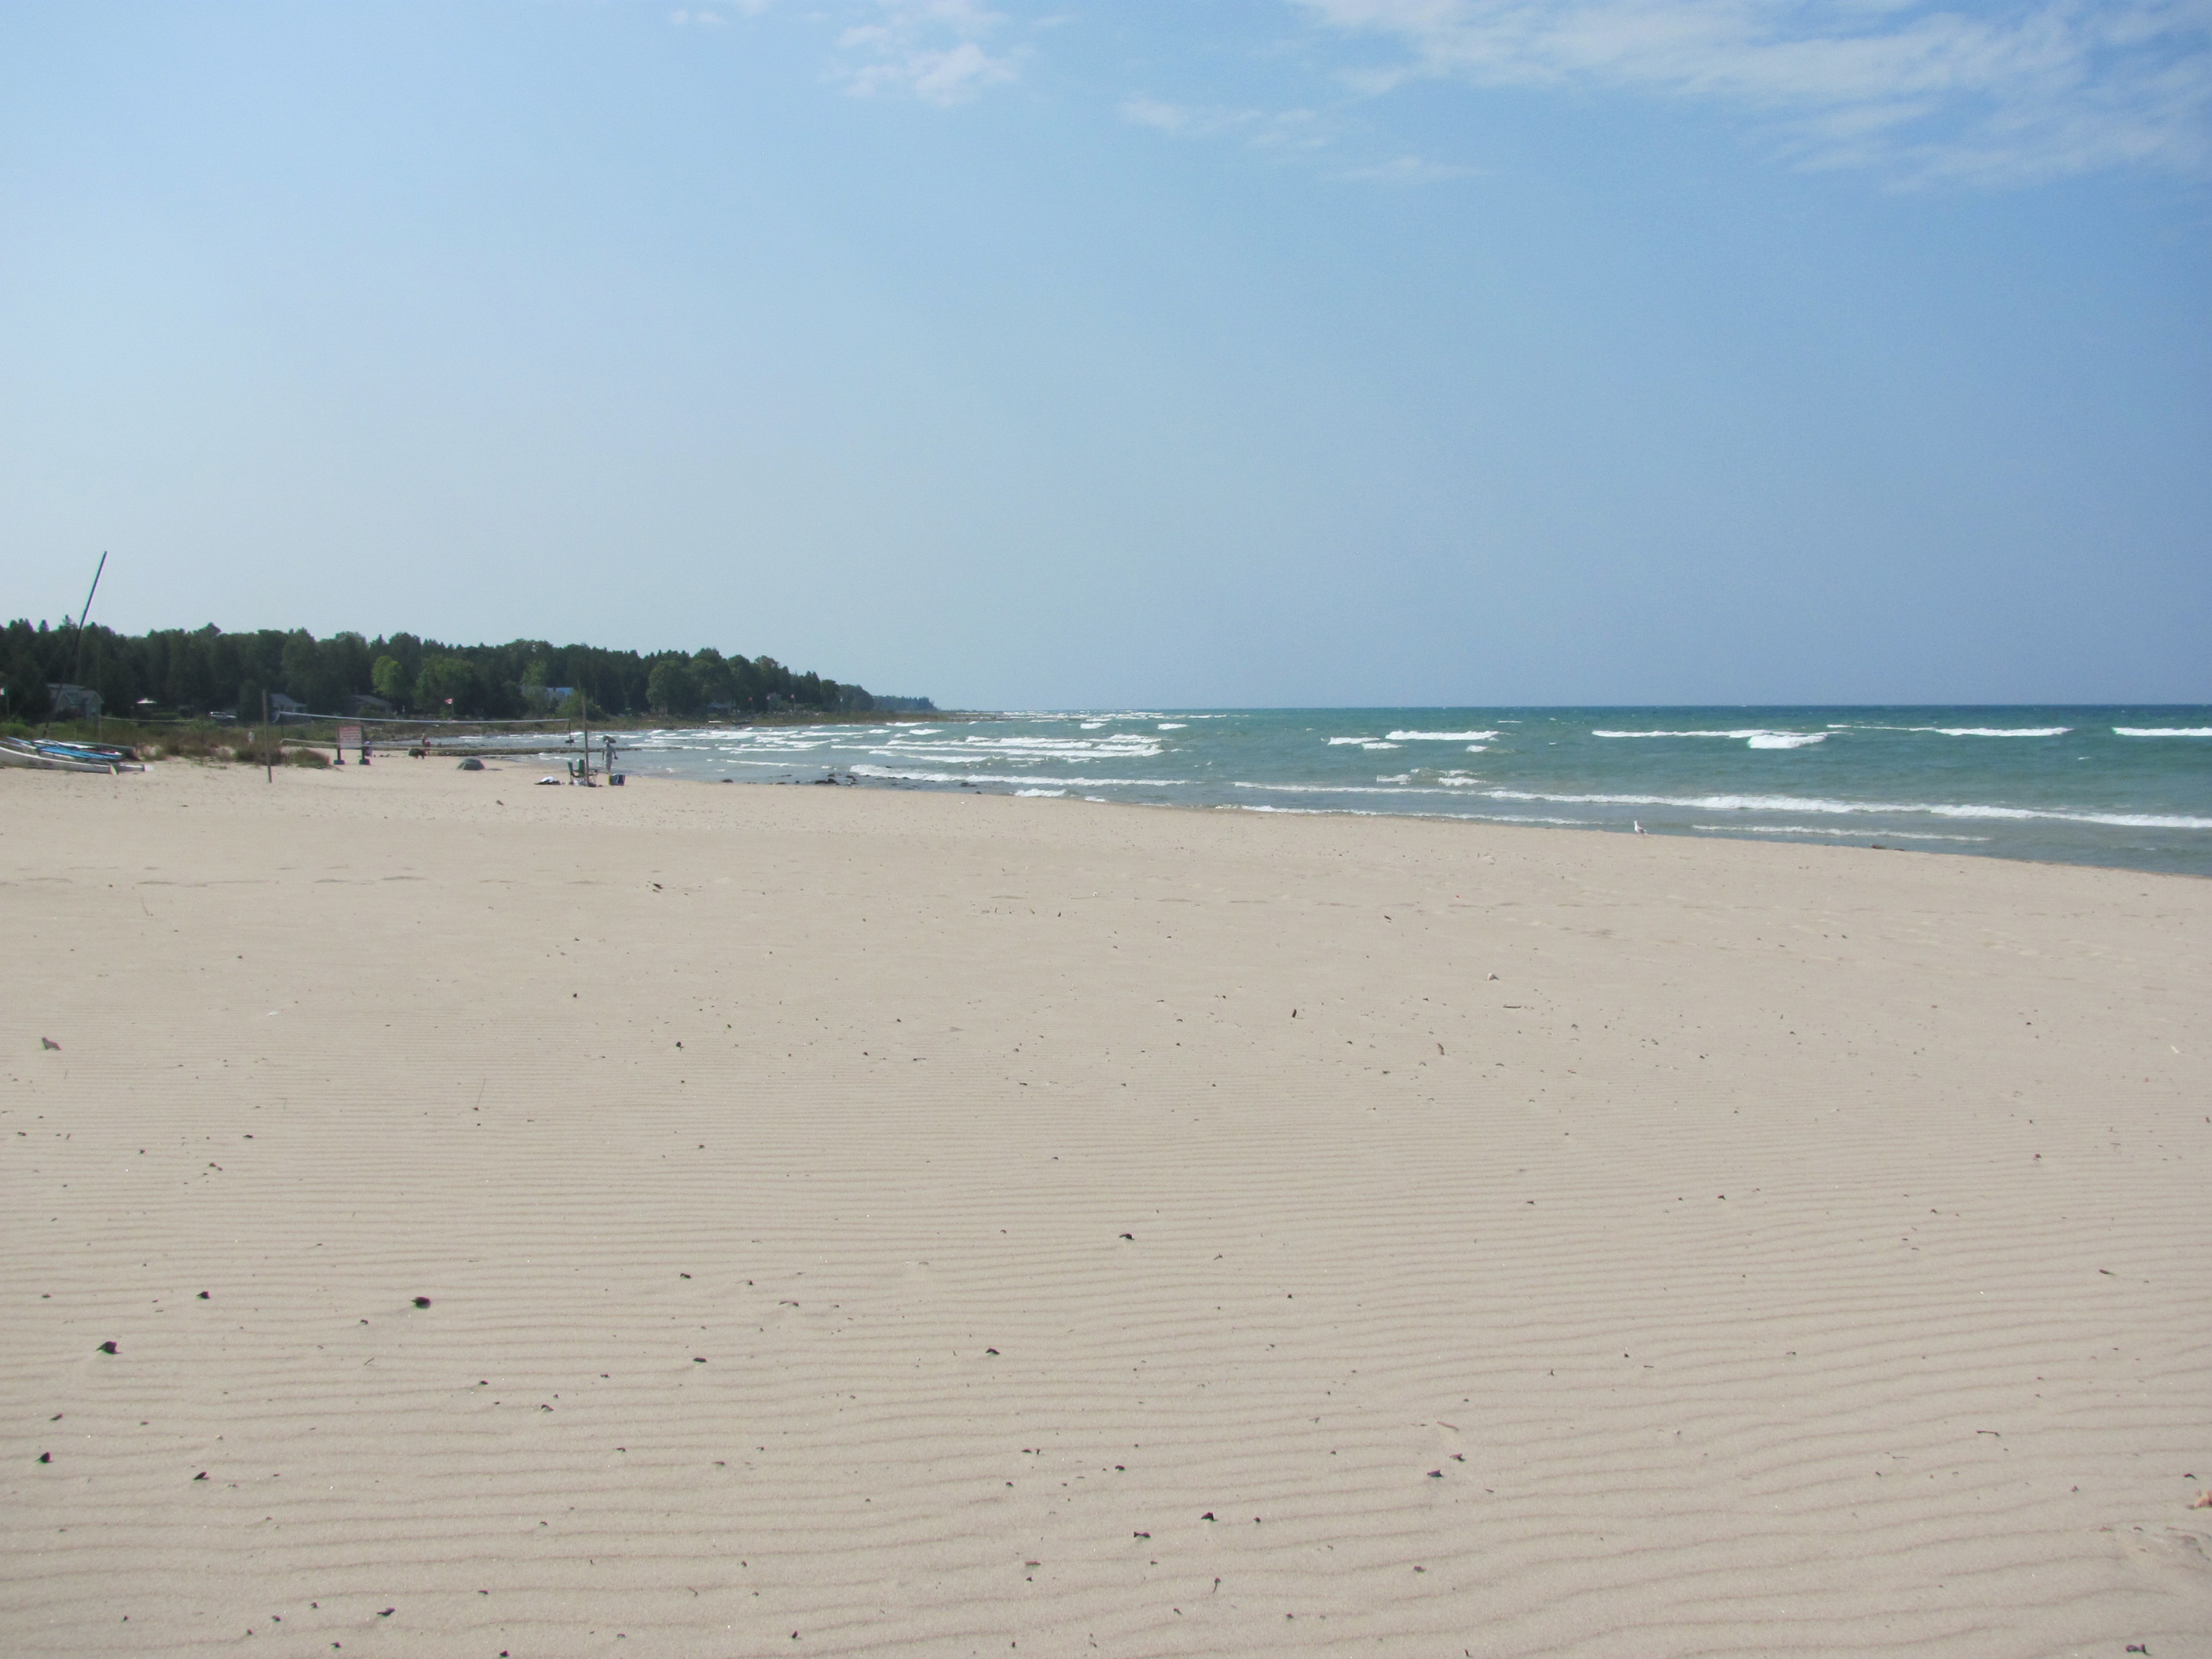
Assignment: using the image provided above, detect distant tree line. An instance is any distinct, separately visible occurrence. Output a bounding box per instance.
[0,618,896,722]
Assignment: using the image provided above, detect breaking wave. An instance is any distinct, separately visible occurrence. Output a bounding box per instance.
[848,765,1185,788]
[1694,825,1992,842]
[1595,729,1826,748]
[1482,789,2212,830]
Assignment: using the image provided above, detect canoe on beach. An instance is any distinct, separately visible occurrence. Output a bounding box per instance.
[0,737,141,773]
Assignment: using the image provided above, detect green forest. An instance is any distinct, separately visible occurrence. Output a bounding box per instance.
[0,618,910,723]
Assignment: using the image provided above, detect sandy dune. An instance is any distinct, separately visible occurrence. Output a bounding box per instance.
[3,759,2208,1657]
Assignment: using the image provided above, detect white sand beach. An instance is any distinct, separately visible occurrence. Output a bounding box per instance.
[3,758,2208,1657]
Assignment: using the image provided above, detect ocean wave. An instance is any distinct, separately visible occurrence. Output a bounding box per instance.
[1229,804,1594,826]
[1015,788,1067,797]
[1594,729,1825,747]
[1832,724,2069,736]
[1386,730,1500,742]
[1008,710,1163,722]
[957,735,1163,753]
[870,736,1165,761]
[1157,723,1187,730]
[848,765,1185,787]
[1481,788,2212,830]
[1325,736,1372,745]
[681,734,830,749]
[1694,825,1992,842]
[2114,727,2212,737]
[1232,782,1507,797]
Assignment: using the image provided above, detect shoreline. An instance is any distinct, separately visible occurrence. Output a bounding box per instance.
[387,745,2212,882]
[5,760,2208,1656]
[64,746,2212,880]
[376,705,2212,882]
[44,700,2212,881]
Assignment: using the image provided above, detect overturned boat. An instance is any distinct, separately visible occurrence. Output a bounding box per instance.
[0,737,143,773]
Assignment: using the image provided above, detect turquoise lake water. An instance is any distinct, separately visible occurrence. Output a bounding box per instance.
[533,707,2212,877]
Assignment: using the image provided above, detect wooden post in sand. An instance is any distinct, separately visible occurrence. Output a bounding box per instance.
[262,690,273,782]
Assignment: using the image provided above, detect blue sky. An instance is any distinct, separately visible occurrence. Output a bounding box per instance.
[2,1,2207,707]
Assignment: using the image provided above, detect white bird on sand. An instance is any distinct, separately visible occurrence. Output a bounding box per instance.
[1633,821,1646,835]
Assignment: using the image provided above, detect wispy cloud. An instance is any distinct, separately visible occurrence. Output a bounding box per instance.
[1294,0,2212,183]
[1119,96,1332,151]
[668,0,770,25]
[837,0,1024,104]
[1329,152,1478,183]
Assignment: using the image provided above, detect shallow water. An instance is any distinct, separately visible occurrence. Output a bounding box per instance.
[508,706,2212,877]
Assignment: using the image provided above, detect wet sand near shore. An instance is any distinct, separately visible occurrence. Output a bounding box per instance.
[4,759,2208,1657]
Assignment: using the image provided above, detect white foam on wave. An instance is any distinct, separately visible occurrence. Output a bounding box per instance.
[1594,729,1824,747]
[1230,804,1594,826]
[1325,736,1372,745]
[961,734,1164,754]
[1157,723,1187,731]
[1363,742,1401,751]
[1386,730,1500,742]
[871,734,1166,763]
[1694,824,1992,842]
[1015,788,1067,797]
[1746,733,1826,749]
[1832,723,2070,736]
[848,764,1184,788]
[1232,781,1506,797]
[695,734,830,751]
[1481,787,2212,830]
[1008,710,1163,723]
[2115,727,2212,737]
